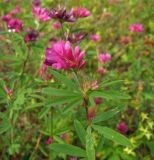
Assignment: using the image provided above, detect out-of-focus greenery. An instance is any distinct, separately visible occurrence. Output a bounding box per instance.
[0,0,154,160]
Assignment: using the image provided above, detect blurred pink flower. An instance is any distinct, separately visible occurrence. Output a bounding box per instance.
[67,32,87,44]
[90,34,101,41]
[44,41,86,70]
[24,28,39,43]
[49,5,76,22]
[71,7,90,18]
[97,67,107,74]
[94,97,103,105]
[7,18,23,32]
[32,6,50,22]
[4,85,12,96]
[2,6,21,22]
[39,64,52,80]
[52,21,61,30]
[98,53,111,63]
[45,137,53,145]
[9,6,21,15]
[117,121,128,134]
[129,24,143,33]
[32,0,41,7]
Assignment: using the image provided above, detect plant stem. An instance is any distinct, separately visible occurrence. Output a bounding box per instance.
[60,22,66,40]
[29,133,42,160]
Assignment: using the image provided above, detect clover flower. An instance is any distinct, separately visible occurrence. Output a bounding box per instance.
[32,6,50,22]
[49,5,76,22]
[129,24,143,33]
[44,40,85,70]
[98,53,111,63]
[71,7,90,18]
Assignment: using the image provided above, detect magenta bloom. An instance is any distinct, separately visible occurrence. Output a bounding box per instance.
[129,24,143,33]
[45,137,53,145]
[117,121,128,134]
[52,21,61,30]
[32,6,50,22]
[94,97,103,105]
[71,7,90,18]
[98,53,111,63]
[44,41,86,70]
[2,6,21,22]
[7,18,23,32]
[90,34,101,41]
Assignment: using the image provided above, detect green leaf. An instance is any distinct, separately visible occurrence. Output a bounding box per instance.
[100,80,124,88]
[86,127,95,160]
[63,98,82,113]
[42,87,81,97]
[92,108,119,124]
[0,113,12,134]
[89,91,130,100]
[147,142,154,157]
[50,143,86,157]
[93,125,131,147]
[74,120,86,145]
[49,69,77,90]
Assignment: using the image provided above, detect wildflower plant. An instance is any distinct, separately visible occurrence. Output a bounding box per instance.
[0,0,153,160]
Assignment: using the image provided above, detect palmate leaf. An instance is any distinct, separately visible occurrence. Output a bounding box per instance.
[93,125,131,147]
[86,127,95,160]
[92,108,119,124]
[50,143,86,157]
[74,120,86,145]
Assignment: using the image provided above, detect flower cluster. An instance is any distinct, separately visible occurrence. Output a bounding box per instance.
[98,53,111,63]
[24,28,39,43]
[71,7,90,18]
[32,0,50,22]
[129,23,143,33]
[44,41,85,70]
[2,6,23,32]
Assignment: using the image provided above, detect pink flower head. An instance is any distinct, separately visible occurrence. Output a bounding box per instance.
[71,7,90,18]
[32,6,50,22]
[9,6,21,15]
[24,28,39,43]
[129,24,143,33]
[49,5,76,22]
[117,121,128,134]
[4,85,12,96]
[2,6,21,22]
[67,32,87,44]
[32,0,41,7]
[44,40,86,70]
[90,34,101,41]
[52,21,61,30]
[45,137,53,145]
[2,14,12,22]
[94,97,103,105]
[7,18,23,32]
[97,67,107,75]
[88,106,97,120]
[98,53,111,63]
